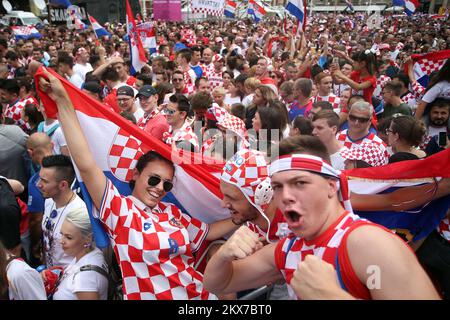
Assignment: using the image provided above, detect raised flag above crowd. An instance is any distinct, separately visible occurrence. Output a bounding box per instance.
[125,0,148,74]
[89,15,111,38]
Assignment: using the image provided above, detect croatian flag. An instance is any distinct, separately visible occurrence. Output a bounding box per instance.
[126,0,148,74]
[393,0,419,16]
[11,26,42,40]
[34,67,228,248]
[224,0,237,18]
[248,0,266,23]
[136,22,157,55]
[409,49,450,88]
[89,15,111,38]
[286,0,307,32]
[346,149,450,242]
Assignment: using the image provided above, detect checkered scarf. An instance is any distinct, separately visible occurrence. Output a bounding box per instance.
[269,154,353,213]
[137,108,160,129]
[163,121,199,151]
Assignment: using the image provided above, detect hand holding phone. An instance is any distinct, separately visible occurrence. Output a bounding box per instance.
[438,132,447,147]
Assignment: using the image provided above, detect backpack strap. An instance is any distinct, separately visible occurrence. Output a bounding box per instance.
[78,264,109,280]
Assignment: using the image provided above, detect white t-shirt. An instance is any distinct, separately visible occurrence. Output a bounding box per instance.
[428,126,447,138]
[69,73,84,89]
[42,195,87,268]
[41,121,67,155]
[242,94,254,108]
[422,81,450,103]
[52,248,109,300]
[73,63,93,81]
[224,94,241,106]
[6,258,47,300]
[330,147,348,171]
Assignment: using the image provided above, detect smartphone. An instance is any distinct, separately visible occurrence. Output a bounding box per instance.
[438,132,447,147]
[332,57,339,65]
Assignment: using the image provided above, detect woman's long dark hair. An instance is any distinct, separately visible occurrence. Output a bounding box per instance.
[352,51,378,76]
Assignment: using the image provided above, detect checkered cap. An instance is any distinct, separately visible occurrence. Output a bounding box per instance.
[339,141,387,167]
[221,149,271,210]
[206,104,249,149]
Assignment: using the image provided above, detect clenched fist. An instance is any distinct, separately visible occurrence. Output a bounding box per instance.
[290,255,353,300]
[217,226,264,262]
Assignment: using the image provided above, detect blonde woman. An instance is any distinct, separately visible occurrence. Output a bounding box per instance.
[52,208,108,300]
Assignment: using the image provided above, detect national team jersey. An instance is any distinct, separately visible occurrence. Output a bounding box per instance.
[207,70,224,90]
[314,94,341,113]
[97,180,216,300]
[274,212,377,300]
[336,129,389,163]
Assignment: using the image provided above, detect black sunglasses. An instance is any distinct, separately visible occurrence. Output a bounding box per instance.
[348,114,371,123]
[148,175,173,192]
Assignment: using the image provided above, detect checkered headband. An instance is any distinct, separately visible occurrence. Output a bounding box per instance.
[221,149,273,212]
[269,154,353,213]
[339,141,387,167]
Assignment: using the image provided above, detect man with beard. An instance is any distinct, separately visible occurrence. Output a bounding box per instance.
[423,98,450,155]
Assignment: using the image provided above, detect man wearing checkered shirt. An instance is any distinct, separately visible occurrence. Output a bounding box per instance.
[336,101,389,165]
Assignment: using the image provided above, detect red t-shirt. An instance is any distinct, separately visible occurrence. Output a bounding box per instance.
[141,114,170,141]
[349,71,377,104]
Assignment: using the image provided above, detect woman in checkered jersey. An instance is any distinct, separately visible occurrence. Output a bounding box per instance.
[38,69,237,300]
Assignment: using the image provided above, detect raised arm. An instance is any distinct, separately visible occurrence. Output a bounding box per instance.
[351,178,450,212]
[38,68,106,210]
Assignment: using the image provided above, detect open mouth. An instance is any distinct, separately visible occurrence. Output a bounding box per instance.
[286,210,301,223]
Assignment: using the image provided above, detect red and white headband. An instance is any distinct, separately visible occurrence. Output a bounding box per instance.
[269,154,353,213]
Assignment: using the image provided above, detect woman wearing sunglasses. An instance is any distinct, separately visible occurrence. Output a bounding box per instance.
[38,69,237,300]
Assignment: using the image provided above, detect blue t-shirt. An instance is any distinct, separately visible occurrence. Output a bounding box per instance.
[190,64,203,79]
[27,172,44,213]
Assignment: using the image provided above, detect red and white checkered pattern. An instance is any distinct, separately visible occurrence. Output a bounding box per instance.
[336,130,389,164]
[163,121,199,151]
[373,75,391,100]
[3,98,34,131]
[274,212,373,300]
[207,70,224,90]
[206,104,248,149]
[339,141,388,167]
[201,63,214,79]
[192,7,224,17]
[108,128,144,182]
[437,218,450,243]
[98,180,215,300]
[137,109,160,129]
[221,149,270,208]
[418,59,445,75]
[314,94,341,112]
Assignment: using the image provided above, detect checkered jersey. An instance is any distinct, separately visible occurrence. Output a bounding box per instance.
[98,180,215,300]
[163,121,199,151]
[373,75,391,100]
[247,209,292,242]
[207,70,224,90]
[274,212,372,300]
[314,94,341,113]
[437,217,450,243]
[201,63,214,79]
[336,129,389,164]
[108,128,144,182]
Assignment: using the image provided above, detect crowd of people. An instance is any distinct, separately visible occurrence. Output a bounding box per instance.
[0,10,449,300]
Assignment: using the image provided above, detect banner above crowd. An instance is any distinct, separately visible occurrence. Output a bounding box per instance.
[191,0,226,16]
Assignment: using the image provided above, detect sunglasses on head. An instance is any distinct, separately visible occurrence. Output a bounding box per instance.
[148,175,173,192]
[348,114,371,123]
